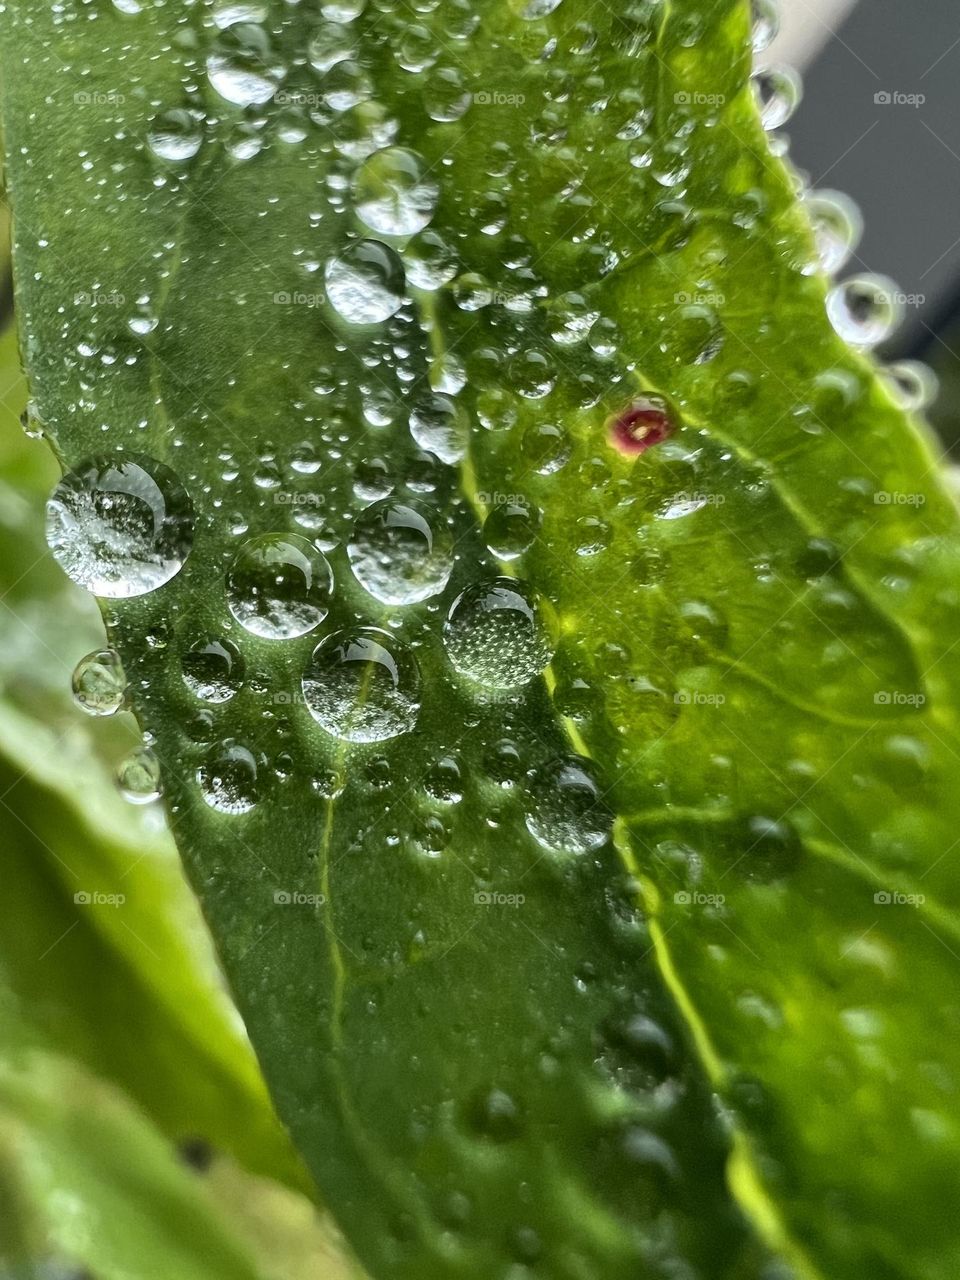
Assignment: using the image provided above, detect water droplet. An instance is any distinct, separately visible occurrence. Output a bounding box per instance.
[409,393,469,464]
[588,316,621,358]
[444,578,557,689]
[509,349,556,399]
[199,739,263,814]
[424,66,471,122]
[466,1088,524,1142]
[307,21,355,72]
[608,397,674,455]
[325,240,405,324]
[212,1,267,27]
[318,58,372,111]
[348,498,453,604]
[206,23,282,106]
[737,814,802,882]
[323,0,365,21]
[182,637,245,703]
[227,533,333,639]
[525,756,611,855]
[46,454,194,598]
[117,745,162,805]
[72,648,126,716]
[302,627,421,743]
[882,360,938,412]
[396,23,438,72]
[521,422,571,474]
[424,755,463,804]
[148,108,203,162]
[403,229,458,290]
[353,147,439,237]
[827,275,902,348]
[752,65,801,130]
[751,0,780,52]
[483,500,542,561]
[805,189,862,275]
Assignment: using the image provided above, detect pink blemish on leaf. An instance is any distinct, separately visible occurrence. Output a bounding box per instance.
[608,398,674,455]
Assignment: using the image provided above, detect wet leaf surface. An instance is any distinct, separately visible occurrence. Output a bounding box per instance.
[2,1,960,1277]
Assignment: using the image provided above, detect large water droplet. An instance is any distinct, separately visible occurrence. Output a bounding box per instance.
[525,756,611,855]
[325,239,405,324]
[403,229,458,290]
[148,109,203,162]
[408,393,469,464]
[46,454,194,598]
[348,498,453,605]
[72,648,126,716]
[199,739,263,813]
[882,359,938,412]
[752,65,801,130]
[443,578,557,689]
[302,626,421,743]
[805,189,862,275]
[483,500,542,561]
[353,147,439,237]
[182,637,245,703]
[227,533,333,639]
[827,275,902,347]
[117,745,163,805]
[206,23,282,106]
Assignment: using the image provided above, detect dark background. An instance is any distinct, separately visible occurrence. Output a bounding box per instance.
[784,0,960,450]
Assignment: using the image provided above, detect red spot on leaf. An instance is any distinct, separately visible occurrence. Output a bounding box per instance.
[608,398,674,455]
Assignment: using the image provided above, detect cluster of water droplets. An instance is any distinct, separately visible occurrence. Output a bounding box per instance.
[44,0,933,863]
[745,1,938,405]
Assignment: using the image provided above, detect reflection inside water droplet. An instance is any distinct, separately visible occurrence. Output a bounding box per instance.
[347,498,452,605]
[325,240,405,324]
[444,578,557,689]
[227,534,333,639]
[72,648,126,716]
[302,626,421,743]
[45,453,194,598]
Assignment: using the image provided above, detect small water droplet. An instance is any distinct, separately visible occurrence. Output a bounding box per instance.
[827,275,902,347]
[206,23,282,106]
[117,745,162,805]
[199,739,263,814]
[751,0,780,52]
[805,189,863,275]
[72,648,126,716]
[753,65,802,130]
[409,393,469,464]
[466,1088,524,1141]
[881,360,938,412]
[403,229,458,290]
[424,755,463,803]
[148,109,203,162]
[483,500,542,561]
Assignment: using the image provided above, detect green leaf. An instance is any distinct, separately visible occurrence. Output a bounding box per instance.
[0,309,361,1276]
[0,323,305,1192]
[2,1,959,1278]
[0,1047,362,1280]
